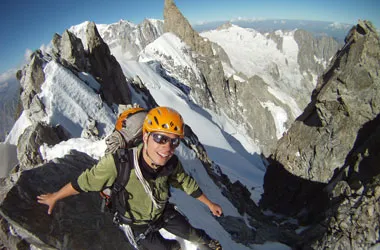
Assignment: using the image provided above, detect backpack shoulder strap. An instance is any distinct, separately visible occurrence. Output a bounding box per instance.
[112,148,134,194]
[110,148,135,218]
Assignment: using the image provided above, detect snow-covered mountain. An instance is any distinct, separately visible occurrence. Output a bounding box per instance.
[194,19,353,43]
[0,14,340,154]
[69,19,163,63]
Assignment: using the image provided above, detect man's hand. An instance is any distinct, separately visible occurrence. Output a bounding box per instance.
[209,202,223,217]
[37,193,57,215]
[197,194,223,217]
[37,183,79,215]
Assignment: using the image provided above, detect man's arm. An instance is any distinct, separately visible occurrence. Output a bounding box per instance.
[197,193,223,217]
[37,182,79,215]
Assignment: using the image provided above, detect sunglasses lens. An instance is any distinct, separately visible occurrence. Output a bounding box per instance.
[171,138,180,147]
[152,133,180,147]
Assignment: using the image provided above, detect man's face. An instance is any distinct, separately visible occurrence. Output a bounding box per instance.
[143,132,180,166]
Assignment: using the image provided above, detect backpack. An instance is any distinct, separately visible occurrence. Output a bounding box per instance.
[105,104,147,154]
[101,104,147,218]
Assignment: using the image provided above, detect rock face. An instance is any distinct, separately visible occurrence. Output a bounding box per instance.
[19,51,46,110]
[58,30,87,72]
[164,0,224,110]
[290,29,341,108]
[0,151,133,250]
[91,19,163,61]
[86,22,131,107]
[51,22,132,107]
[17,122,68,170]
[164,0,213,58]
[260,20,380,249]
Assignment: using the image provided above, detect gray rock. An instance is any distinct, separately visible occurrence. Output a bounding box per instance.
[261,20,380,249]
[27,95,47,123]
[86,22,131,107]
[17,122,68,170]
[19,52,45,110]
[81,117,99,139]
[60,30,87,72]
[99,19,163,60]
[217,216,256,245]
[164,0,214,58]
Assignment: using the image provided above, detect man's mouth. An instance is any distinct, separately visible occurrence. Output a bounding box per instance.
[157,152,171,159]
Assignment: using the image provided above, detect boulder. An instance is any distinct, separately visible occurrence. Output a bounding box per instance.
[0,150,133,250]
[17,122,68,170]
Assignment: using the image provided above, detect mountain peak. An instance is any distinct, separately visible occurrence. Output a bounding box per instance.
[216,21,234,30]
[163,0,213,57]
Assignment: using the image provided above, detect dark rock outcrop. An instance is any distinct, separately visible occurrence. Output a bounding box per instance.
[261,20,380,249]
[86,22,131,107]
[0,151,133,250]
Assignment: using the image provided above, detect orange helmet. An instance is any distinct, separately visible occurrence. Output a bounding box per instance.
[143,107,185,137]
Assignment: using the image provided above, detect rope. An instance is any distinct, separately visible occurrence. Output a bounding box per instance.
[119,224,139,249]
[132,148,166,209]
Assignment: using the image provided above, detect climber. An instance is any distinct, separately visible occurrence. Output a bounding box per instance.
[37,106,223,250]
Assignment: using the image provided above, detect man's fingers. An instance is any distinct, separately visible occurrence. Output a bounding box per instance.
[36,194,54,215]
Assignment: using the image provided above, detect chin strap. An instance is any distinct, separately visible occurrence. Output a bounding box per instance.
[144,134,161,170]
[145,148,160,170]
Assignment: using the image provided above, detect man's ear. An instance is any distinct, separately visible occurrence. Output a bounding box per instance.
[143,133,148,144]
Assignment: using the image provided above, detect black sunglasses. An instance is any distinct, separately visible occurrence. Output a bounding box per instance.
[151,133,180,148]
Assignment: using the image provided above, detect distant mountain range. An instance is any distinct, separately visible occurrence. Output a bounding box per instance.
[194,19,353,43]
[0,18,350,143]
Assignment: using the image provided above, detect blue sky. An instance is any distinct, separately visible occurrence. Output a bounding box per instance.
[0,0,379,75]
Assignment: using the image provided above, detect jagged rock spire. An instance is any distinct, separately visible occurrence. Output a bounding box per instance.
[164,0,213,57]
[86,22,131,106]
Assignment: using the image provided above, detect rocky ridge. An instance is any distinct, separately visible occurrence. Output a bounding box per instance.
[260,20,380,249]
[13,21,134,169]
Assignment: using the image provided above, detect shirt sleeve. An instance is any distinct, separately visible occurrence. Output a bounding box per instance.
[73,154,118,192]
[169,159,202,197]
